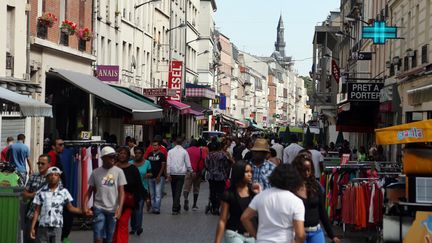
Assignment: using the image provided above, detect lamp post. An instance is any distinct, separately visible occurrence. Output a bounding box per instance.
[134,0,161,9]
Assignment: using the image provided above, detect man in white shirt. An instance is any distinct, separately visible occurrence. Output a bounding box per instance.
[271,138,284,161]
[167,137,192,215]
[283,134,304,164]
[306,144,324,180]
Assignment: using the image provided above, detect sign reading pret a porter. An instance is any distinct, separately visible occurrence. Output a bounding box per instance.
[167,60,183,101]
[347,83,384,101]
[96,65,119,82]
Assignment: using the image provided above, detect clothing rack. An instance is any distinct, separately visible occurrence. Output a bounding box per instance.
[63,140,116,147]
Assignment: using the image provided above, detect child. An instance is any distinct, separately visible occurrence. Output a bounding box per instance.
[30,166,82,243]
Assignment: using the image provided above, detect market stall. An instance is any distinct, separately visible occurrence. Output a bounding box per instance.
[375,119,432,242]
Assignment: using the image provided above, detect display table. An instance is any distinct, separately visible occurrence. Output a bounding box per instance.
[397,201,432,242]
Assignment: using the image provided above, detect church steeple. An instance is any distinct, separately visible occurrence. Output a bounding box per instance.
[275,14,286,57]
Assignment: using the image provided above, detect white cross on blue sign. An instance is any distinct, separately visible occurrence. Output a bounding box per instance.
[362,21,397,44]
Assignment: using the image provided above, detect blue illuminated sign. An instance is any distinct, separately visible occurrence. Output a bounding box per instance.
[362,21,397,44]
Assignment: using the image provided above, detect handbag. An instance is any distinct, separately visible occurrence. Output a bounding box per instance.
[225,167,232,190]
[123,192,136,208]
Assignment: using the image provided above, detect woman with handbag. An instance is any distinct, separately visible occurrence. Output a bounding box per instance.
[113,147,147,243]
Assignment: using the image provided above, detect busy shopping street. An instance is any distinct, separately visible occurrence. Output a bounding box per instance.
[1,0,432,243]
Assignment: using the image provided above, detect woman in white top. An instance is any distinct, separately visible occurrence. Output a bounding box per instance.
[241,164,306,243]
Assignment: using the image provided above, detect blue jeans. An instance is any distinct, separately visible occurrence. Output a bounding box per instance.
[130,199,144,231]
[305,228,325,243]
[149,177,164,212]
[224,230,256,243]
[92,207,116,243]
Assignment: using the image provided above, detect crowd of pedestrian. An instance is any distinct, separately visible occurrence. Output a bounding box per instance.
[0,131,389,243]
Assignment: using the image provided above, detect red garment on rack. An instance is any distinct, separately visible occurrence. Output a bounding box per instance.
[373,184,383,224]
[81,148,88,205]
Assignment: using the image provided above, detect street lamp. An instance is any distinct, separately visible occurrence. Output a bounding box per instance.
[167,23,186,32]
[197,50,210,56]
[134,0,161,9]
[335,31,356,40]
[344,16,370,26]
[186,36,211,45]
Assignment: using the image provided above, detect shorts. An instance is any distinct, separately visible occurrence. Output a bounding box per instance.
[93,207,117,243]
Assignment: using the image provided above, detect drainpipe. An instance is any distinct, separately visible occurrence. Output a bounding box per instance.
[26,0,31,81]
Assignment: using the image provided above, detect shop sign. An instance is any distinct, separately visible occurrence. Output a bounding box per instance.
[352,52,372,61]
[80,131,92,140]
[143,88,176,97]
[341,154,350,165]
[219,95,226,110]
[397,127,424,141]
[347,83,384,101]
[96,65,119,82]
[362,21,397,45]
[167,60,183,101]
[213,96,220,104]
[331,60,340,83]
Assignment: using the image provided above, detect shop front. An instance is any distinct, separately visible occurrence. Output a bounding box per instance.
[45,69,162,144]
[0,86,52,149]
[375,119,432,242]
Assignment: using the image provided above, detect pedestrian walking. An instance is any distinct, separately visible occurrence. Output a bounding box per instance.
[130,146,152,234]
[205,141,231,215]
[267,148,281,167]
[83,146,127,243]
[22,154,51,243]
[7,134,33,185]
[30,167,82,243]
[113,147,146,242]
[283,134,304,164]
[241,164,306,243]
[292,155,340,243]
[249,139,275,190]
[271,138,284,161]
[214,160,257,243]
[183,139,205,211]
[1,136,14,162]
[147,140,166,214]
[167,137,192,215]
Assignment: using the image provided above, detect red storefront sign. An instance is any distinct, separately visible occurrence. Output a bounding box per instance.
[167,60,183,101]
[331,60,340,83]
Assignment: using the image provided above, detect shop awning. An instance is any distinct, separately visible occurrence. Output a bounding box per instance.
[110,85,161,108]
[165,100,191,110]
[185,83,215,99]
[375,119,432,145]
[48,69,162,120]
[0,86,52,117]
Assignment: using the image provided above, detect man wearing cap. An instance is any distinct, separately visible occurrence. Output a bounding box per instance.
[250,138,276,190]
[30,166,82,243]
[83,146,127,243]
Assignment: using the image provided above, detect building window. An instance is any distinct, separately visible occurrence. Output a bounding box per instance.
[406,111,423,123]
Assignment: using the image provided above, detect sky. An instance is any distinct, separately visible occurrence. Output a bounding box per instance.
[214,0,340,76]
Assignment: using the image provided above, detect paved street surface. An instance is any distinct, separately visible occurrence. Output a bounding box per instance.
[69,182,374,243]
[70,181,219,243]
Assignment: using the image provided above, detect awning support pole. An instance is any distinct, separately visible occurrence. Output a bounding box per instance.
[89,93,94,133]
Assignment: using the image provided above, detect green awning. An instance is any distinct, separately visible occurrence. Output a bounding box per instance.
[289,127,303,133]
[110,85,161,108]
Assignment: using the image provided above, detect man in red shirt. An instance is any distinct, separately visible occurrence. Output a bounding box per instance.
[47,138,65,167]
[1,136,14,162]
[144,135,168,159]
[183,139,205,211]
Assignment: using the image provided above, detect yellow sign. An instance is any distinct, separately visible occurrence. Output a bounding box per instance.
[375,119,432,145]
[403,211,432,243]
[80,131,92,140]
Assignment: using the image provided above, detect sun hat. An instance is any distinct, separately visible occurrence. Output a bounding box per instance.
[101,146,116,157]
[47,166,62,175]
[250,138,270,152]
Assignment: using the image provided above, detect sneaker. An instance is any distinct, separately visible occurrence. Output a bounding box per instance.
[172,211,180,215]
[129,230,135,235]
[192,206,199,211]
[137,228,143,236]
[184,200,189,211]
[153,211,160,215]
